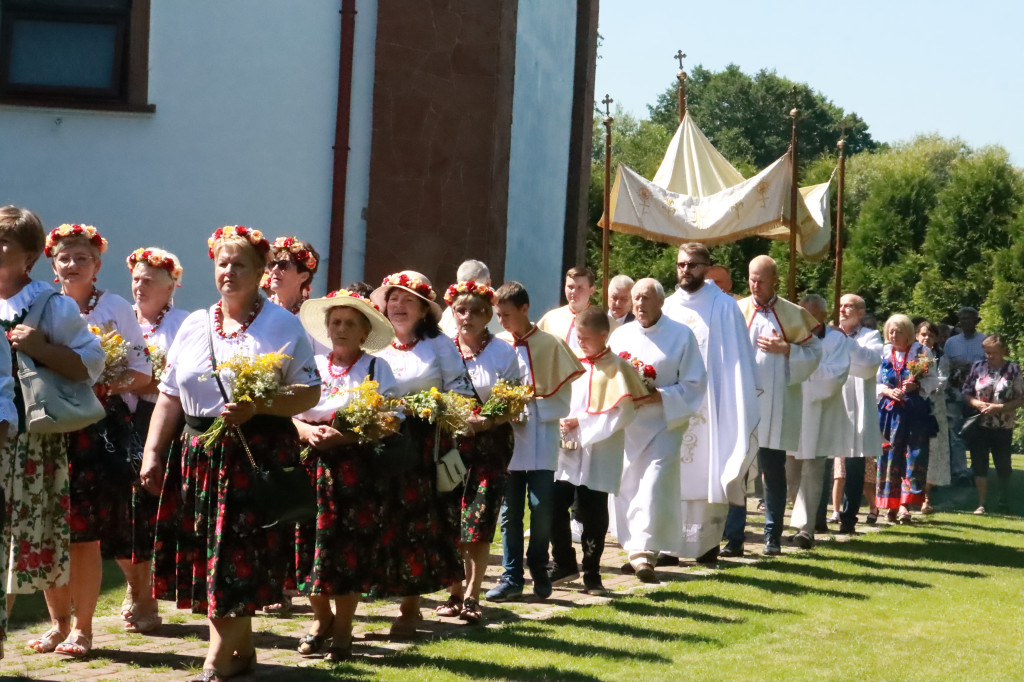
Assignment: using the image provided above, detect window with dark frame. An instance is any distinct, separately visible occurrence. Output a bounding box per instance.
[0,0,153,112]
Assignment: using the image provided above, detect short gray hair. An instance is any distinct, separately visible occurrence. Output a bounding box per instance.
[800,293,827,310]
[457,259,491,284]
[609,274,635,292]
[633,277,665,300]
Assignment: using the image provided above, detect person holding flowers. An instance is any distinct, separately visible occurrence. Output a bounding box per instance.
[435,280,523,624]
[876,314,938,524]
[121,246,188,634]
[43,222,151,657]
[371,270,473,638]
[291,288,397,659]
[139,225,320,681]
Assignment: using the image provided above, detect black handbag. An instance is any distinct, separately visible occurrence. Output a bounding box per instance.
[959,412,982,440]
[97,395,145,487]
[206,312,316,529]
[365,358,418,477]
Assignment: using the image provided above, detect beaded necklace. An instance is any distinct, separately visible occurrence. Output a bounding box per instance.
[270,293,304,315]
[391,338,419,352]
[135,303,171,341]
[214,298,262,339]
[327,351,363,379]
[78,287,101,316]
[456,330,491,360]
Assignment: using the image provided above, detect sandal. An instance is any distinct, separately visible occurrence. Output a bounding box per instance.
[54,632,92,658]
[297,618,333,656]
[459,597,483,624]
[865,510,878,525]
[26,627,68,653]
[388,613,423,639]
[263,594,293,616]
[897,510,913,524]
[120,585,135,623]
[435,594,463,618]
[920,502,935,515]
[324,640,353,662]
[125,605,162,634]
[188,670,220,682]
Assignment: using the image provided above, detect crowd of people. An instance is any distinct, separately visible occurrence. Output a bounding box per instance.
[0,204,1016,680]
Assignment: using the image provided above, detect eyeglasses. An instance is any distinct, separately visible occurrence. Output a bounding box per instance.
[55,254,95,267]
[676,261,709,270]
[268,259,295,271]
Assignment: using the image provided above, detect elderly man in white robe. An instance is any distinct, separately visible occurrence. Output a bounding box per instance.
[835,293,884,531]
[608,278,707,582]
[663,243,760,564]
[736,256,822,556]
[786,294,852,548]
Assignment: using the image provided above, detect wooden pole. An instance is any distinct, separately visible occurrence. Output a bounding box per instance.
[832,138,847,322]
[601,94,614,310]
[674,50,687,122]
[787,108,799,301]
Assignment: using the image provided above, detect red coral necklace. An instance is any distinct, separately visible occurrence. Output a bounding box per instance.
[327,351,363,378]
[214,298,262,339]
[135,303,171,341]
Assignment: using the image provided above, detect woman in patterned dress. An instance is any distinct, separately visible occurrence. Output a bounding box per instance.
[139,226,320,680]
[292,289,396,659]
[875,314,937,524]
[43,224,152,657]
[434,282,520,624]
[119,247,189,633]
[371,270,472,638]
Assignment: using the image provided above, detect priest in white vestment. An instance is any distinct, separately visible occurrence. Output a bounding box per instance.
[787,294,852,547]
[737,256,822,556]
[608,278,707,582]
[663,243,759,563]
[836,293,884,531]
[537,266,616,356]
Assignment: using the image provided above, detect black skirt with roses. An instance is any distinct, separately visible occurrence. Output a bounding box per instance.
[457,422,514,544]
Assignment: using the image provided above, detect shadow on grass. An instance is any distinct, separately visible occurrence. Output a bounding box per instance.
[759,560,931,589]
[370,654,605,682]
[544,614,722,645]
[648,591,801,615]
[609,599,742,624]
[838,555,985,578]
[932,518,1023,533]
[88,647,203,671]
[712,572,869,600]
[827,533,1024,569]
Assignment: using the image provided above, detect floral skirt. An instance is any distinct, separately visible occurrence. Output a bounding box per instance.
[370,417,463,597]
[458,423,513,544]
[877,410,929,510]
[295,441,381,597]
[0,433,69,598]
[106,400,159,563]
[151,416,298,618]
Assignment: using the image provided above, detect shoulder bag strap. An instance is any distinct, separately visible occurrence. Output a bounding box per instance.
[368,356,376,381]
[23,289,58,330]
[206,310,261,472]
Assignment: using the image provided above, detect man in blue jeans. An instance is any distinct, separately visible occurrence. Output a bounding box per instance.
[488,282,583,601]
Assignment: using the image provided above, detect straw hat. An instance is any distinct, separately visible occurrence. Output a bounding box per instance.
[299,290,395,353]
[371,270,443,320]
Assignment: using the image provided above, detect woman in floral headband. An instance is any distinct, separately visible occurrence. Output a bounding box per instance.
[46,222,153,657]
[371,270,473,638]
[435,281,523,624]
[139,225,320,680]
[119,247,189,634]
[264,236,319,315]
[0,208,99,657]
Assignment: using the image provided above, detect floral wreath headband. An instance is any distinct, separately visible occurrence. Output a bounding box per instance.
[382,272,436,301]
[207,225,270,259]
[44,224,108,258]
[127,247,183,285]
[325,288,381,312]
[271,236,318,271]
[444,280,496,306]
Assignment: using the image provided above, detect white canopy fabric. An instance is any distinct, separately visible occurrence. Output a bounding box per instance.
[607,112,833,261]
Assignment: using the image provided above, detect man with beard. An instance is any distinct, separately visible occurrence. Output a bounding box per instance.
[663,244,760,562]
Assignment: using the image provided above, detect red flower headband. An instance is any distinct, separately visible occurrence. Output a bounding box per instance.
[381,272,435,301]
[325,288,381,312]
[126,247,183,284]
[207,225,271,259]
[444,280,496,306]
[271,236,318,271]
[45,224,108,258]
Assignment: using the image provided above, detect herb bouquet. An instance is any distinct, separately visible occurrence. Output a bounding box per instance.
[202,349,290,447]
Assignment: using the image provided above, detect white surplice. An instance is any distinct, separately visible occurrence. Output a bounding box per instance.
[608,314,707,554]
[841,326,884,459]
[663,282,760,557]
[746,303,822,451]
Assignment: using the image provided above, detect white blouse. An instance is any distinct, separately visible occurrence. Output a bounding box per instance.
[376,334,473,397]
[296,352,398,424]
[160,300,321,417]
[83,290,153,412]
[457,335,523,402]
[134,306,190,405]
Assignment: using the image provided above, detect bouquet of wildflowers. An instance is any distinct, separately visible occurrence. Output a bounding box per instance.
[146,342,168,382]
[618,351,658,390]
[201,349,290,447]
[299,379,401,461]
[400,386,477,437]
[90,324,134,387]
[907,355,933,381]
[479,379,534,420]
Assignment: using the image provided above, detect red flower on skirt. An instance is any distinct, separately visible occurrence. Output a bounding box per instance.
[24,459,36,476]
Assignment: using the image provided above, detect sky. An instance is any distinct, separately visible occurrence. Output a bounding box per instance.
[595,1,1024,165]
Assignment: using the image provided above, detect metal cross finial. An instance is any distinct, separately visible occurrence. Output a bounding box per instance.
[602,94,613,116]
[674,50,686,70]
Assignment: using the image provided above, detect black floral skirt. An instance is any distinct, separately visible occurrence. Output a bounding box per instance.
[458,423,513,544]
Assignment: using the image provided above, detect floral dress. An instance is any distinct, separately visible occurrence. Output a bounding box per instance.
[876,342,937,509]
[151,301,320,617]
[293,353,397,596]
[0,281,103,603]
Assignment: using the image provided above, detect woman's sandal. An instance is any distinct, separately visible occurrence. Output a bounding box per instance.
[388,613,423,639]
[324,640,353,662]
[124,606,162,634]
[298,615,334,656]
[54,632,92,658]
[263,594,293,616]
[435,594,463,618]
[897,510,913,524]
[26,627,67,653]
[120,586,135,624]
[459,597,483,624]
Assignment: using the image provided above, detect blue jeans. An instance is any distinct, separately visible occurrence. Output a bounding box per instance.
[946,397,970,478]
[759,448,788,543]
[723,503,746,546]
[499,469,554,585]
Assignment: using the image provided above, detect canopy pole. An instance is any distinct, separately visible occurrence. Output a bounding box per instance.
[674,50,687,122]
[601,94,614,310]
[787,108,799,301]
[832,138,847,322]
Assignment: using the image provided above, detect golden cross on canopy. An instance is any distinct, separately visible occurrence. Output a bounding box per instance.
[674,50,686,70]
[602,94,613,116]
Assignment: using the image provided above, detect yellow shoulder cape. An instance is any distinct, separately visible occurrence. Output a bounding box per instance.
[498,326,584,398]
[584,350,650,415]
[739,295,819,344]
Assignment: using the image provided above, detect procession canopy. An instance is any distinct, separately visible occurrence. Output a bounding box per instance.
[607,112,832,260]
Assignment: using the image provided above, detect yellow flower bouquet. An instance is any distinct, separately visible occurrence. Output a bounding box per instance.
[146,342,168,382]
[299,379,401,462]
[400,386,477,437]
[90,324,133,387]
[201,349,290,448]
[479,379,534,420]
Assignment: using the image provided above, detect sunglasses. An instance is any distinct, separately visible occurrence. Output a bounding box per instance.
[676,261,709,270]
[268,259,295,271]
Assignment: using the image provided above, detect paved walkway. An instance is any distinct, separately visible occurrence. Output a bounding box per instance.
[0,510,882,681]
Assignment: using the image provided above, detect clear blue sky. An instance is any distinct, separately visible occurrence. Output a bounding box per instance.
[595,1,1024,165]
